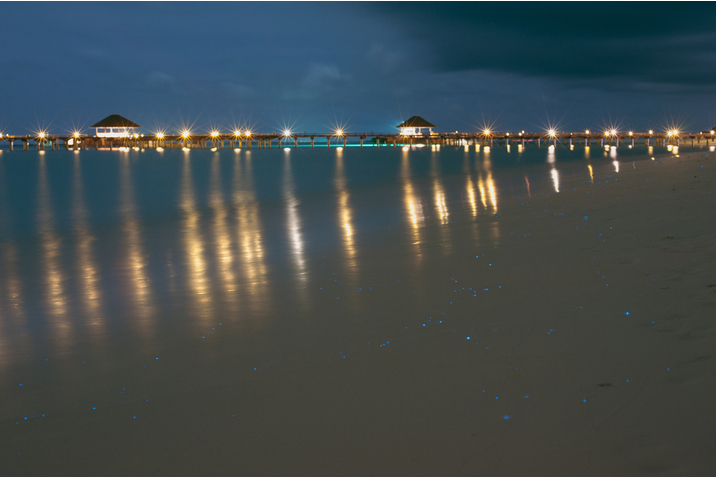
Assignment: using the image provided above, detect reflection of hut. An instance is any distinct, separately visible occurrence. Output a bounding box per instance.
[91,114,141,138]
[396,116,435,136]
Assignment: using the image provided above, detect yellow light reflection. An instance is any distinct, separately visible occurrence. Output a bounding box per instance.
[334,151,358,284]
[431,157,449,225]
[233,156,269,311]
[613,160,619,173]
[37,157,71,351]
[486,172,498,214]
[466,177,478,218]
[72,156,104,334]
[209,156,238,310]
[401,150,423,264]
[179,156,213,323]
[119,157,154,338]
[588,164,594,183]
[551,168,560,193]
[283,154,308,289]
[477,175,488,210]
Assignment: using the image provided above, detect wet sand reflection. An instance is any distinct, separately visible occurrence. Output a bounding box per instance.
[72,156,104,335]
[119,155,154,336]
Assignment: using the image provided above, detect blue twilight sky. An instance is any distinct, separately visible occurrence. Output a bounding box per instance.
[2,1,716,135]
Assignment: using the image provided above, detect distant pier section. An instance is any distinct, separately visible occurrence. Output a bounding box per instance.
[1,114,713,151]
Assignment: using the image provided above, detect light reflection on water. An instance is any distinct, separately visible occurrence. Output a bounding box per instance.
[209,154,238,310]
[0,143,698,367]
[179,154,212,324]
[234,153,269,314]
[334,150,358,284]
[283,152,308,303]
[119,155,154,336]
[400,150,424,266]
[37,157,71,352]
[72,156,104,335]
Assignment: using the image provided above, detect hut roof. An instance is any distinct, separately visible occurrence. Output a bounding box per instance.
[396,116,436,129]
[91,114,141,128]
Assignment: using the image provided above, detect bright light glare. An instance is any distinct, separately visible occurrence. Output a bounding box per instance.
[283,130,291,137]
[610,129,617,136]
[484,129,490,135]
[628,131,633,136]
[38,132,46,138]
[649,130,653,135]
[234,130,241,136]
[585,130,590,134]
[156,132,165,139]
[548,129,556,137]
[182,130,190,138]
[210,131,219,137]
[73,132,80,138]
[336,129,344,136]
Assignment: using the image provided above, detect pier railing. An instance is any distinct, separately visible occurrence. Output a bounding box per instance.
[0,131,713,151]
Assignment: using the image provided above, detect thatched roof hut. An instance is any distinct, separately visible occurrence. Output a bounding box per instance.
[91,115,141,138]
[396,116,435,135]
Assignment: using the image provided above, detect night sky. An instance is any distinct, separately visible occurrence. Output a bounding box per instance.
[2,1,716,135]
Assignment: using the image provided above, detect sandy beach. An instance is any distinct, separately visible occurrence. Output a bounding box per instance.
[0,147,714,476]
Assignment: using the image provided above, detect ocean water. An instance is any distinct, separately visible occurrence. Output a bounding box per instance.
[0,142,711,474]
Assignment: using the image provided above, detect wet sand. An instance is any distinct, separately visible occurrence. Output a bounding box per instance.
[1,149,715,476]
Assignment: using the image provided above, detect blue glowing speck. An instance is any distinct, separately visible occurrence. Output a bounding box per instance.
[19,384,21,386]
[93,407,96,410]
[503,415,510,420]
[495,396,498,400]
[524,395,529,398]
[422,324,425,327]
[583,399,587,403]
[625,312,630,315]
[133,416,136,419]
[466,337,470,340]
[24,417,27,420]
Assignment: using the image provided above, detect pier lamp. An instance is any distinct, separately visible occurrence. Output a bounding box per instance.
[610,129,617,137]
[518,132,522,136]
[73,132,80,139]
[483,129,491,136]
[628,131,633,137]
[649,130,653,135]
[234,129,241,137]
[548,129,556,137]
[182,130,190,139]
[711,130,714,135]
[245,130,252,137]
[667,130,673,137]
[506,132,510,136]
[283,129,292,137]
[156,132,165,139]
[585,130,590,134]
[335,129,344,136]
[210,131,219,138]
[38,132,46,139]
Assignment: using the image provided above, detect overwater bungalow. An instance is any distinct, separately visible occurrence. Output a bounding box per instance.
[91,114,141,138]
[397,116,436,136]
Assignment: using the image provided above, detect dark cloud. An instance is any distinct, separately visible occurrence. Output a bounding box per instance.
[370,2,716,87]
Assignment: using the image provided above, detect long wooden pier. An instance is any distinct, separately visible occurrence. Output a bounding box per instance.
[0,131,713,151]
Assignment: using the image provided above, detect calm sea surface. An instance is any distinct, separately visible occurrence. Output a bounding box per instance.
[0,142,702,368]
